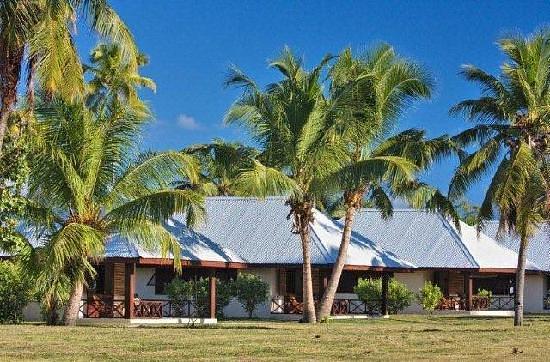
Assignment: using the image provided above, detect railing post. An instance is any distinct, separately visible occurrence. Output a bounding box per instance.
[209,275,217,319]
[381,273,389,317]
[464,272,473,311]
[124,262,136,319]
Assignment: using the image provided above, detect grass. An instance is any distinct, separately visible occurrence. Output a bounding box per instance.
[2,315,550,360]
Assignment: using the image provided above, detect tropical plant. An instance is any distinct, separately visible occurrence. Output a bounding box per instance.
[449,29,550,326]
[416,281,443,313]
[85,42,156,113]
[182,139,259,196]
[165,277,233,318]
[225,47,340,322]
[0,111,29,250]
[354,277,414,314]
[316,45,459,321]
[0,0,138,156]
[23,95,204,326]
[233,273,269,318]
[0,260,32,324]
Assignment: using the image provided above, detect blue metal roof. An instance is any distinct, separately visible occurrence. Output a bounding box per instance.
[104,196,412,268]
[343,209,478,269]
[483,221,550,272]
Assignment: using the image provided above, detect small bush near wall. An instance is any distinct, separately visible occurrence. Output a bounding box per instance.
[233,274,269,318]
[165,278,234,318]
[0,261,32,324]
[354,278,414,314]
[416,281,443,313]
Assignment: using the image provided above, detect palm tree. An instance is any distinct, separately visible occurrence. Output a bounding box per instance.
[449,29,550,326]
[182,139,259,196]
[85,43,156,113]
[225,48,343,323]
[0,0,138,156]
[25,98,204,326]
[316,46,458,320]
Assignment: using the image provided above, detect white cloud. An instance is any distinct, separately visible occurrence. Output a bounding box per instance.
[177,114,201,130]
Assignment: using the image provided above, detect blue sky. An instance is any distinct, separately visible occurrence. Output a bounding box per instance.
[76,1,550,203]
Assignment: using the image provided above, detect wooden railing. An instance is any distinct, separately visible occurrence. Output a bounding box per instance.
[80,295,125,318]
[270,296,378,315]
[437,295,514,311]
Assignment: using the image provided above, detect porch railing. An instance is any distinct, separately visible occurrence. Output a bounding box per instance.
[81,297,197,318]
[80,295,126,318]
[437,295,514,311]
[270,296,380,315]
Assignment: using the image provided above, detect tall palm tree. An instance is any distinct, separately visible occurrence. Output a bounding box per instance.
[449,29,550,326]
[85,43,156,113]
[225,48,343,322]
[0,0,138,156]
[182,139,259,196]
[316,46,458,320]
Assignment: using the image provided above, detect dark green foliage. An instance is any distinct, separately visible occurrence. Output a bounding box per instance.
[0,113,28,253]
[0,261,32,323]
[416,281,443,313]
[233,273,269,318]
[165,278,234,318]
[354,278,414,314]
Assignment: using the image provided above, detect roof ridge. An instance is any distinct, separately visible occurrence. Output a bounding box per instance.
[435,215,480,268]
[205,196,288,201]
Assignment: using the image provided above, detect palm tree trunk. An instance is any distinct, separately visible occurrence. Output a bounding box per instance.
[292,200,316,323]
[317,190,362,321]
[63,280,84,326]
[0,43,24,157]
[297,218,316,323]
[514,235,528,326]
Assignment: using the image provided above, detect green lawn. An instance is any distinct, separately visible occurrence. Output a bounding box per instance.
[2,315,550,360]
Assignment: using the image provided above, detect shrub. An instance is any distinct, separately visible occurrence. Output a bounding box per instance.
[476,288,492,298]
[416,281,443,313]
[0,261,31,324]
[233,273,269,318]
[354,278,414,314]
[165,278,233,318]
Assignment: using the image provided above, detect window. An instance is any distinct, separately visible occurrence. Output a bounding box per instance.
[154,268,175,295]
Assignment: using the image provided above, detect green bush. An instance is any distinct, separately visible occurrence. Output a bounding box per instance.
[233,273,269,318]
[0,261,31,324]
[165,278,233,318]
[416,281,443,313]
[354,278,414,314]
[476,288,492,298]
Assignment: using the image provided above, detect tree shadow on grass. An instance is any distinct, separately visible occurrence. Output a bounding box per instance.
[134,324,275,330]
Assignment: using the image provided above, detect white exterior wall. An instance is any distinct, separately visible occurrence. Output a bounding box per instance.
[524,274,545,313]
[394,271,432,313]
[136,267,159,299]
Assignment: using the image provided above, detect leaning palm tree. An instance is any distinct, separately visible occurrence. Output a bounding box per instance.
[25,98,204,326]
[316,46,459,320]
[449,29,550,326]
[225,48,343,323]
[0,0,138,156]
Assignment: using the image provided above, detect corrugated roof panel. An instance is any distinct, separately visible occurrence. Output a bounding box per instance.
[344,209,478,268]
[483,221,550,272]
